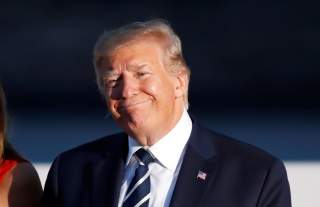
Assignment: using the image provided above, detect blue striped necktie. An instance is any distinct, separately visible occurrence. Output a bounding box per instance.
[123,148,154,207]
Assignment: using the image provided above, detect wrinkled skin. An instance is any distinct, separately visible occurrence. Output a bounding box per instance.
[100,40,187,146]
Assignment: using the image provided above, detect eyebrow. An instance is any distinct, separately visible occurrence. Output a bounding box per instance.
[127,63,148,71]
[103,63,149,77]
[102,70,120,79]
[102,64,137,81]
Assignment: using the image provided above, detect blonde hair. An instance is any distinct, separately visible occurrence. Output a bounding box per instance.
[0,84,7,158]
[93,19,191,109]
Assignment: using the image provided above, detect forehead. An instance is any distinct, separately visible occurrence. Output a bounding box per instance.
[101,40,166,70]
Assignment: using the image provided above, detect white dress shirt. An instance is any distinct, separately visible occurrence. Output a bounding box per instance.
[117,110,192,207]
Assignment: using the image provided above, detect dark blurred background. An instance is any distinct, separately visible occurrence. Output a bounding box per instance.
[0,0,319,162]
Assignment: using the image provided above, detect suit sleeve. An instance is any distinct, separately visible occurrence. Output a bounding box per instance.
[42,156,60,207]
[257,159,292,207]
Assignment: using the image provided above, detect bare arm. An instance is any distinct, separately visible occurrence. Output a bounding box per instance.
[9,162,43,207]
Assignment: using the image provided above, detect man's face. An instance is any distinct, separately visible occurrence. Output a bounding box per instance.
[101,40,186,145]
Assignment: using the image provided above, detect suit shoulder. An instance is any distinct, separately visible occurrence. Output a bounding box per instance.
[57,132,127,159]
[196,124,281,164]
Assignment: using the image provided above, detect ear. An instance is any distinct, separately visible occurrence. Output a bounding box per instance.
[173,71,187,99]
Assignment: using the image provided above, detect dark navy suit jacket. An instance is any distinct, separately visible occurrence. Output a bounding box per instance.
[42,121,291,207]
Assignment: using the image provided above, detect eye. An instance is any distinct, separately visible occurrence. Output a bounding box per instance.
[136,71,150,79]
[104,78,119,88]
[137,72,147,77]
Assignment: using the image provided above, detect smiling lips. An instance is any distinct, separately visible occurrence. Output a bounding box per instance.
[118,99,151,112]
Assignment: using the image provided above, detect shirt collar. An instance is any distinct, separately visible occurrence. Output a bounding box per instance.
[126,109,192,172]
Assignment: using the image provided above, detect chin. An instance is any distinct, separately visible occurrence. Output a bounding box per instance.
[117,113,145,128]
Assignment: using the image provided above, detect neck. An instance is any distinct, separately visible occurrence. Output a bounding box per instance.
[136,106,185,146]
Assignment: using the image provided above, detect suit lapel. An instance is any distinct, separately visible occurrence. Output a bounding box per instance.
[89,134,128,207]
[170,122,219,207]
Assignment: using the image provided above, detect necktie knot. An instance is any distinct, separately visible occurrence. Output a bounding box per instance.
[135,148,154,166]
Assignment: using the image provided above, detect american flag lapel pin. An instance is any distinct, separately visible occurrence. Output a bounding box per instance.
[197,170,207,181]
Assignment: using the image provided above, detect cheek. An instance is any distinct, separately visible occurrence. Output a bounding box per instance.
[106,87,117,99]
[107,99,117,113]
[144,75,173,94]
[146,83,158,95]
[141,78,160,97]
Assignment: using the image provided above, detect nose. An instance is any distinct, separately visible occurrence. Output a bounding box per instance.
[118,74,138,99]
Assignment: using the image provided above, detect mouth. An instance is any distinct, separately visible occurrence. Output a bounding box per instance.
[118,99,150,111]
